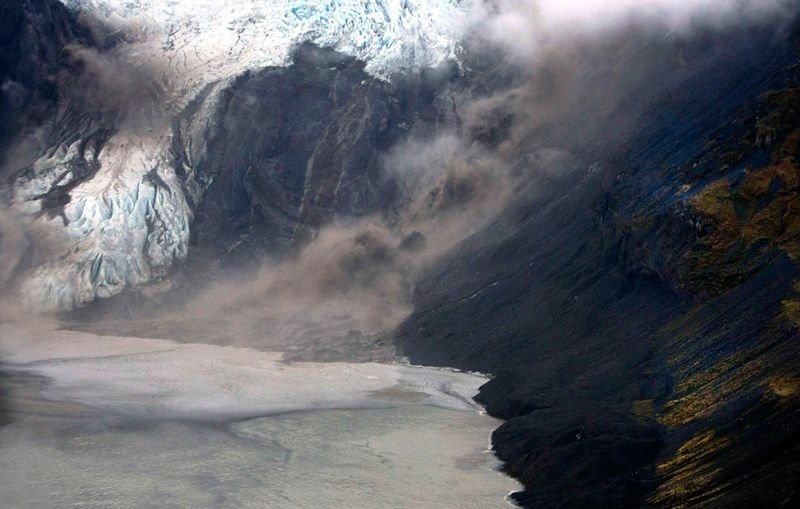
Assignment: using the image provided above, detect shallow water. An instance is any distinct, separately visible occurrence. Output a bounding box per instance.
[0,324,519,508]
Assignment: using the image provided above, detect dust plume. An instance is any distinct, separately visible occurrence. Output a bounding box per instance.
[160,128,516,357]
[2,0,797,362]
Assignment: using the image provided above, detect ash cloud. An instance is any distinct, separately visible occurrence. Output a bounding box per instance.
[0,207,65,326]
[57,42,171,128]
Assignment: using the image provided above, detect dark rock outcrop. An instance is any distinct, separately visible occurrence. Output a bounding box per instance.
[188,43,460,268]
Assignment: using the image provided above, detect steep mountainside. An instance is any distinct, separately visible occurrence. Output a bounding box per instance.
[396,17,800,509]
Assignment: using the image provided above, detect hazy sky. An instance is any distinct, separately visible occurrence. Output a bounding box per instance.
[474,0,791,59]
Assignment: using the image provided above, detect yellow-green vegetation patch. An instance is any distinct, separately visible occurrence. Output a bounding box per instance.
[660,353,767,428]
[650,430,732,507]
[691,179,737,223]
[777,279,800,327]
[768,377,800,398]
[656,430,731,474]
[780,298,800,327]
[687,131,800,292]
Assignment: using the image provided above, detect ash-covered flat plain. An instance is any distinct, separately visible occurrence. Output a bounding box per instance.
[0,324,519,508]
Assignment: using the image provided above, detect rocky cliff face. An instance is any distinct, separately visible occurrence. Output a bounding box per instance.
[190,44,458,267]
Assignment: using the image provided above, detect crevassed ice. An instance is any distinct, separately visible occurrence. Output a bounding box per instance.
[12,1,471,310]
[64,0,471,79]
[16,133,194,311]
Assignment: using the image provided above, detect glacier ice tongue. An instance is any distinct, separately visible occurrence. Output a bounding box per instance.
[18,132,193,311]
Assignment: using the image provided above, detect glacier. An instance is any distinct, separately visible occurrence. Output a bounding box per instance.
[63,0,472,79]
[7,0,472,310]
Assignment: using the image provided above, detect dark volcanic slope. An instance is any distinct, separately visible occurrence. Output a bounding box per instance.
[395,20,800,509]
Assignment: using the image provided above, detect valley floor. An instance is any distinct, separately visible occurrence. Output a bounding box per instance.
[0,324,519,508]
